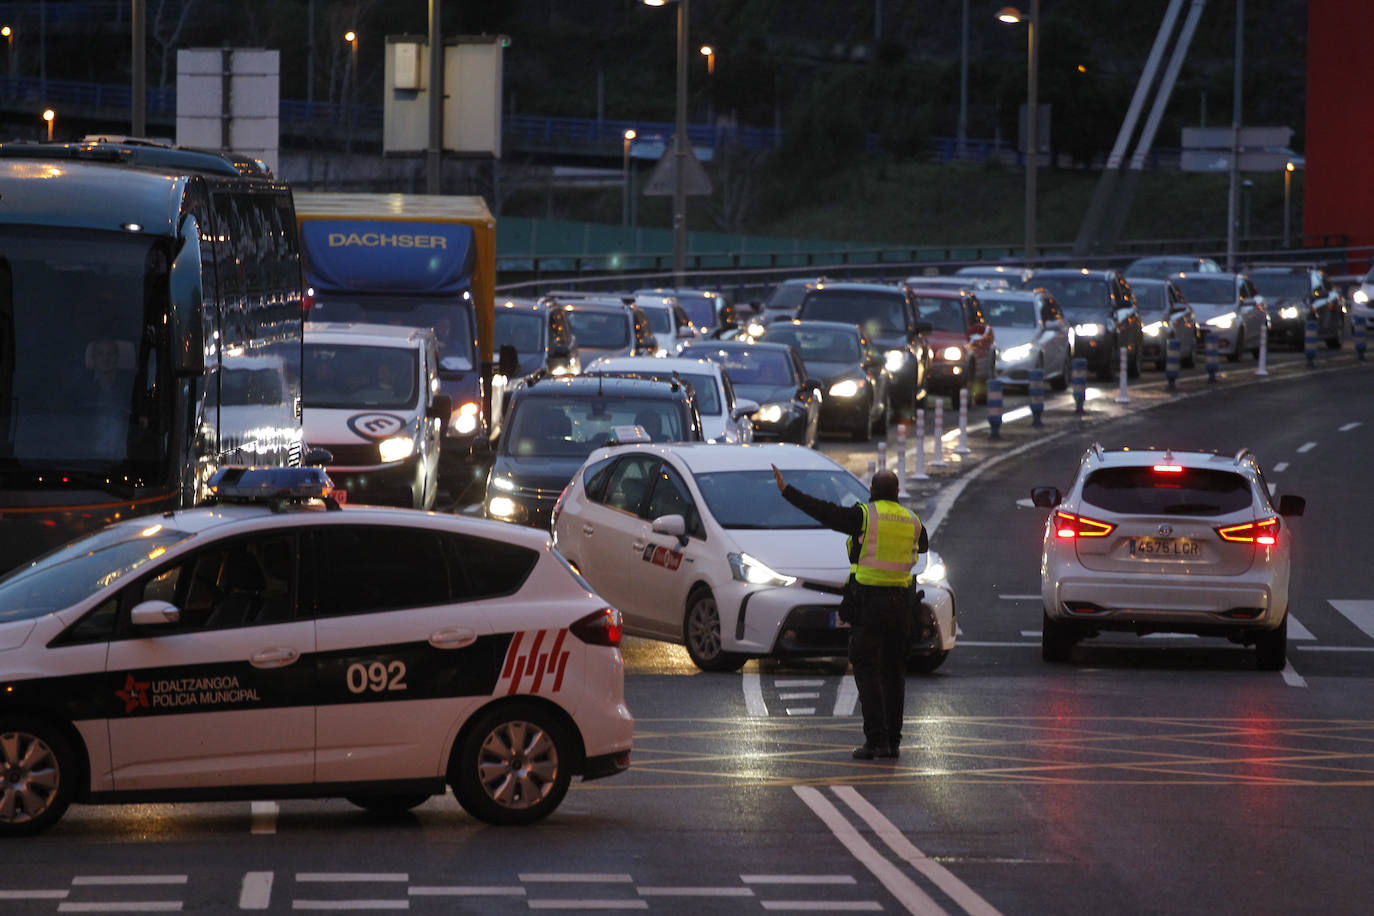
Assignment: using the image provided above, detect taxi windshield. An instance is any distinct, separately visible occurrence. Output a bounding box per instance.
[695,469,868,529]
[0,524,192,622]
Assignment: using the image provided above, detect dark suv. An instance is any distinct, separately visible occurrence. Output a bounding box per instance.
[485,376,703,528]
[1244,263,1347,350]
[1020,269,1144,380]
[494,297,579,380]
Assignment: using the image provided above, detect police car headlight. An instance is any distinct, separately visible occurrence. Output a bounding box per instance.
[378,436,416,463]
[828,378,862,398]
[1279,306,1299,320]
[728,552,797,587]
[487,495,521,519]
[884,349,907,372]
[1142,321,1165,338]
[916,557,947,585]
[1073,322,1102,337]
[755,403,785,424]
[1205,313,1236,330]
[1002,343,1032,362]
[940,345,965,361]
[450,401,480,435]
[1355,289,1370,305]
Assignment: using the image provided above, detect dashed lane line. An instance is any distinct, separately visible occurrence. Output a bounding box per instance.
[1297,441,1317,453]
[743,672,768,717]
[1281,662,1308,688]
[1273,461,1289,472]
[1339,422,1362,432]
[239,872,273,910]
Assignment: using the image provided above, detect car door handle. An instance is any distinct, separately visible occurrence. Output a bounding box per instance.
[632,540,647,552]
[251,647,300,668]
[430,627,478,649]
[582,524,595,536]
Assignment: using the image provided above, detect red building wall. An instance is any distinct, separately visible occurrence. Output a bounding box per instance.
[1306,0,1374,266]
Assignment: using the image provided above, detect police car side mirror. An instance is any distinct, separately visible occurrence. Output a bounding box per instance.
[1277,494,1305,517]
[130,600,181,627]
[1030,486,1061,508]
[651,513,689,548]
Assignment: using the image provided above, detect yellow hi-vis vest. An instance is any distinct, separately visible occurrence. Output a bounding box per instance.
[849,500,920,587]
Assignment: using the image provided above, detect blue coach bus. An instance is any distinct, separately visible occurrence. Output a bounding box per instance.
[0,139,303,570]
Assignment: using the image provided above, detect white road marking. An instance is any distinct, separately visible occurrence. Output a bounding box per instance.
[58,905,182,913]
[1268,482,1277,496]
[786,707,818,715]
[959,640,1038,647]
[741,876,857,885]
[775,679,825,687]
[833,677,859,716]
[519,875,634,883]
[793,786,948,916]
[637,887,755,896]
[761,904,882,912]
[997,594,1040,601]
[1328,600,1374,640]
[72,878,188,886]
[1014,497,1035,508]
[250,801,278,835]
[1297,441,1317,453]
[527,903,646,911]
[1273,461,1289,472]
[291,903,406,911]
[1280,661,1307,688]
[779,692,821,700]
[0,892,69,900]
[239,872,274,910]
[1339,422,1362,432]
[296,875,407,883]
[1295,645,1374,653]
[409,887,525,896]
[1288,616,1316,640]
[742,672,768,716]
[833,786,1003,916]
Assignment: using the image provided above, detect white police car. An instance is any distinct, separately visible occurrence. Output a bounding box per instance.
[0,468,632,836]
[552,440,955,672]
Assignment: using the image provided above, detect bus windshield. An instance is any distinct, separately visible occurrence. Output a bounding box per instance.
[0,226,167,485]
[308,293,476,372]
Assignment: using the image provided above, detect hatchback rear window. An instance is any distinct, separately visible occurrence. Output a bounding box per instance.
[1081,467,1253,516]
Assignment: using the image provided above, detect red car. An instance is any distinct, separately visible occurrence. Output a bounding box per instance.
[904,286,996,404]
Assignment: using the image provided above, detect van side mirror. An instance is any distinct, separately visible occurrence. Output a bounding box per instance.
[1030,486,1062,508]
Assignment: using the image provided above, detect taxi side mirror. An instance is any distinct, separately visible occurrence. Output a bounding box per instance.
[1030,486,1062,508]
[130,600,181,627]
[651,513,689,548]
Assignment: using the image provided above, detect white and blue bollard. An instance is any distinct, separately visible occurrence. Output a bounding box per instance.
[955,387,971,455]
[1028,366,1045,427]
[930,399,946,467]
[1355,314,1367,362]
[912,408,928,481]
[1256,321,1269,377]
[1305,317,1318,368]
[896,420,908,476]
[1165,337,1180,391]
[1115,346,1130,404]
[1205,333,1219,383]
[987,378,1003,439]
[1071,357,1087,414]
[876,440,887,472]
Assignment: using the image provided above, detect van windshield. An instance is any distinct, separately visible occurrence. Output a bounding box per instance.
[304,344,419,410]
[308,293,475,372]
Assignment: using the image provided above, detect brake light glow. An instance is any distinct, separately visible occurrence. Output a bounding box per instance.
[1216,517,1279,545]
[569,607,624,648]
[1054,510,1115,538]
[1153,464,1183,473]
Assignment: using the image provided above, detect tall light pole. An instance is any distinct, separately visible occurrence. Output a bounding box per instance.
[42,108,54,142]
[998,3,1039,265]
[642,0,689,289]
[1283,160,1294,249]
[699,44,714,124]
[2,27,12,80]
[344,30,358,152]
[623,129,637,227]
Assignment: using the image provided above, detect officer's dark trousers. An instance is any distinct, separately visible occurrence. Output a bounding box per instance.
[847,585,913,749]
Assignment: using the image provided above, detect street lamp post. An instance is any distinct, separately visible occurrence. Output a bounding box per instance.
[998,3,1039,266]
[2,27,12,80]
[344,30,358,151]
[699,44,714,124]
[42,108,53,142]
[642,0,689,289]
[623,129,637,227]
[1283,161,1295,249]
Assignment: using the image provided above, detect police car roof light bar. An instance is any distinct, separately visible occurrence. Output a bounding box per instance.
[207,466,342,511]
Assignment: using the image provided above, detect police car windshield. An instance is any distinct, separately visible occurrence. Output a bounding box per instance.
[307,294,475,371]
[0,524,192,622]
[303,344,419,410]
[504,396,686,456]
[695,469,868,529]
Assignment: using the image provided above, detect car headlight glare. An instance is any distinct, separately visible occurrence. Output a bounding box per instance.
[884,349,907,372]
[746,321,766,338]
[1074,322,1102,337]
[1001,343,1032,362]
[1143,321,1165,338]
[1205,313,1236,329]
[450,400,480,435]
[828,378,862,398]
[487,495,519,519]
[491,476,516,492]
[916,557,947,585]
[728,551,797,587]
[940,345,964,361]
[1279,306,1299,320]
[378,436,416,463]
[1354,289,1370,305]
[755,403,785,423]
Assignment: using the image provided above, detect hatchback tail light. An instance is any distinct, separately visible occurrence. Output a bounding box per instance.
[1215,516,1279,545]
[1053,510,1115,538]
[570,607,624,648]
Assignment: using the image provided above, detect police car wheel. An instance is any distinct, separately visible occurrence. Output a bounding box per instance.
[0,717,75,837]
[451,703,573,826]
[346,793,433,815]
[683,586,746,672]
[905,650,948,674]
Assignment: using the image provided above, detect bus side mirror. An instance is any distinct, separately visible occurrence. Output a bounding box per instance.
[170,217,206,377]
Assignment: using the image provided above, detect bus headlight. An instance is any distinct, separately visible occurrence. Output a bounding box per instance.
[378,436,416,463]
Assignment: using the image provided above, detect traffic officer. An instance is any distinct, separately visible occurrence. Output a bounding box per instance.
[771,464,925,760]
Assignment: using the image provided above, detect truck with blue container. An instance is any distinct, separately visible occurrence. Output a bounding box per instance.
[294,192,496,502]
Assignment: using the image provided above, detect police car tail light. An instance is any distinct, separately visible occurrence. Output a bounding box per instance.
[1215,516,1279,545]
[570,607,623,647]
[1053,510,1114,539]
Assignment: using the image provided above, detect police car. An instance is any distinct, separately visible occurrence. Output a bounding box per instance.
[551,439,955,672]
[0,468,632,836]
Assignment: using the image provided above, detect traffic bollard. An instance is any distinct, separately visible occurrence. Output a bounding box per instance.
[1071,357,1087,414]
[1305,317,1318,368]
[1115,346,1130,404]
[876,440,887,472]
[1165,337,1180,391]
[1256,322,1269,377]
[987,379,1003,440]
[955,387,971,455]
[930,398,946,467]
[911,408,929,480]
[867,459,876,478]
[896,421,908,476]
[1029,366,1045,427]
[1356,314,1367,361]
[1205,333,1219,383]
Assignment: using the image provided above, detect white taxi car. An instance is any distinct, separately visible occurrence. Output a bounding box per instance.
[552,441,955,672]
[583,355,758,444]
[1032,444,1305,670]
[0,468,632,836]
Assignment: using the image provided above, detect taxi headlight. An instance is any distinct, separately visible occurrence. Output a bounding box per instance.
[828,378,862,398]
[1001,343,1032,362]
[1354,289,1370,305]
[487,495,521,519]
[884,349,907,372]
[378,436,416,463]
[1205,312,1236,329]
[916,557,947,585]
[755,403,786,424]
[940,345,964,362]
[1073,322,1102,337]
[1142,321,1165,338]
[1279,306,1300,320]
[450,400,480,435]
[728,552,797,587]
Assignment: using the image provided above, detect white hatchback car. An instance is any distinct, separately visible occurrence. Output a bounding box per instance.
[0,468,632,836]
[552,441,955,672]
[583,355,758,444]
[1032,444,1305,669]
